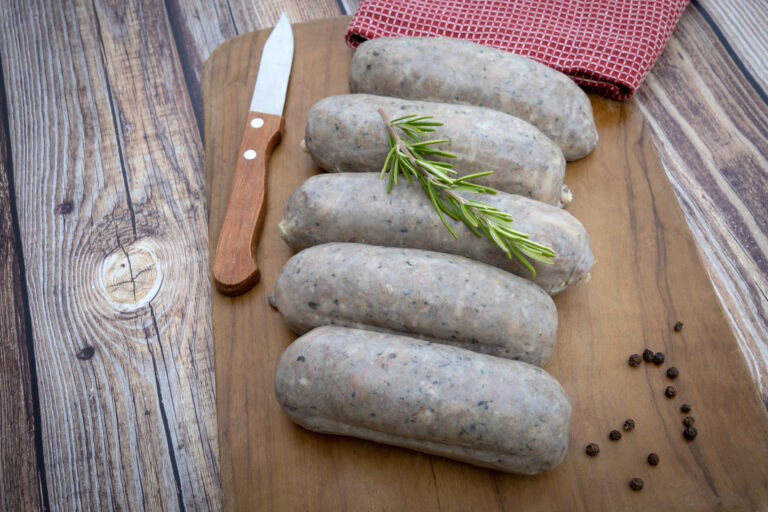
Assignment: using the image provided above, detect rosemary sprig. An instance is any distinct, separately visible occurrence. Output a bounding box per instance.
[378,108,556,277]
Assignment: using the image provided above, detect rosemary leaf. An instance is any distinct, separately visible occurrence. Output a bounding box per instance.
[381,146,396,180]
[453,171,495,184]
[509,243,537,276]
[410,138,451,147]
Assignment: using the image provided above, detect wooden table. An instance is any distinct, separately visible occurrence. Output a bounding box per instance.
[1,0,765,510]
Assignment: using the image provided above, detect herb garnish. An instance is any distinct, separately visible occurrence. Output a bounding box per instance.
[378,109,556,277]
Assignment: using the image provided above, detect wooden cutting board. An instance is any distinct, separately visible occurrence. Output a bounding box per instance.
[203,17,768,511]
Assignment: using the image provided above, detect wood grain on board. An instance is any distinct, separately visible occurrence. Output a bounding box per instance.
[0,1,219,509]
[204,17,768,511]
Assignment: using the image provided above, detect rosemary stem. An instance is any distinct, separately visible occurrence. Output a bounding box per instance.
[379,108,423,172]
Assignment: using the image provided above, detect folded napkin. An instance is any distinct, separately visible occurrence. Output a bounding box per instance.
[345,0,689,100]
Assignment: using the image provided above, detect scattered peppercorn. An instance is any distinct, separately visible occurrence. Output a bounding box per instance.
[628,353,642,367]
[681,403,692,413]
[683,416,695,427]
[647,453,660,466]
[643,349,655,362]
[585,443,600,456]
[683,426,698,440]
[629,478,644,491]
[666,366,679,379]
[665,386,677,398]
[674,321,684,332]
[609,430,622,441]
[623,419,636,431]
[653,352,666,365]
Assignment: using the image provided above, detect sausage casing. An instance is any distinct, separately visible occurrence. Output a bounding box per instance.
[279,173,594,295]
[349,37,598,161]
[272,243,557,365]
[274,326,571,475]
[305,94,569,206]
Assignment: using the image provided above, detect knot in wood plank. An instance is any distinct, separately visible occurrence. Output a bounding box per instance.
[102,243,160,309]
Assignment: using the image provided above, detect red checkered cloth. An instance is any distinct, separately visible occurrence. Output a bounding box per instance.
[345,0,689,100]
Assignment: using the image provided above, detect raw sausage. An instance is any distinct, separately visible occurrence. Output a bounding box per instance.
[278,173,594,295]
[349,37,598,161]
[274,326,571,475]
[279,173,593,294]
[305,94,570,206]
[272,242,557,365]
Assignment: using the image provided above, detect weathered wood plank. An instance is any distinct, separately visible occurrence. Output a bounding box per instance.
[0,0,220,509]
[224,0,342,28]
[635,4,768,403]
[0,58,43,512]
[344,0,361,13]
[696,0,768,95]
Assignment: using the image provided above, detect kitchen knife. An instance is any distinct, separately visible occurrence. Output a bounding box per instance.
[213,13,294,296]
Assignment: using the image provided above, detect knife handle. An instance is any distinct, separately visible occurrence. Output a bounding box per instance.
[213,111,284,296]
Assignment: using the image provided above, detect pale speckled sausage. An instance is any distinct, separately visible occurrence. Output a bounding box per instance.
[349,37,598,161]
[272,243,557,365]
[305,94,570,206]
[278,173,594,295]
[274,326,572,475]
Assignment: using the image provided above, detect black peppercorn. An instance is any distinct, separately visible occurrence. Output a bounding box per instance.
[642,349,655,362]
[666,366,679,379]
[653,352,665,365]
[681,403,692,413]
[665,386,677,398]
[609,430,622,441]
[683,416,695,427]
[674,321,684,332]
[683,426,698,440]
[623,419,636,431]
[585,443,600,456]
[629,478,644,491]
[647,453,659,466]
[628,353,642,367]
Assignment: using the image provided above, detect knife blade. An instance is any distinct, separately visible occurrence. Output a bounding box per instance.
[213,13,294,296]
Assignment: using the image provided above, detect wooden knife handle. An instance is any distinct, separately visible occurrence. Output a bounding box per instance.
[213,111,284,296]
